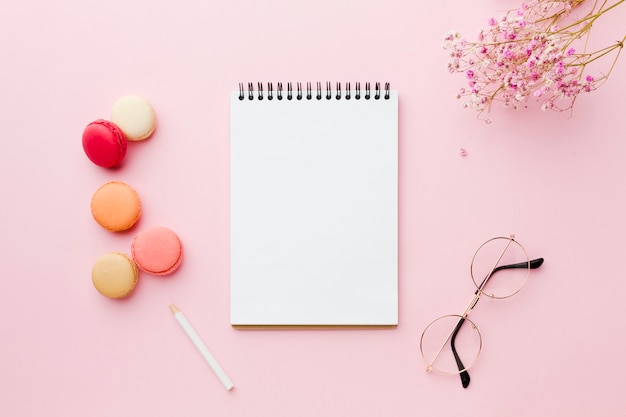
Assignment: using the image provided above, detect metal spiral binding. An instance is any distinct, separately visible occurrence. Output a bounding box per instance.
[238,82,391,101]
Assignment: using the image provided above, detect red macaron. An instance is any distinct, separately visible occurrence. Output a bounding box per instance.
[82,119,127,168]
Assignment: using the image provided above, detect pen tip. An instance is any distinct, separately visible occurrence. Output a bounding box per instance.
[169,303,179,314]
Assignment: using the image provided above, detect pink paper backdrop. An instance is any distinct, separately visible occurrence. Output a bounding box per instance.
[1,0,625,416]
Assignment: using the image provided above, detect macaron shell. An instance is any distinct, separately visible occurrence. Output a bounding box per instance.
[91,252,138,298]
[111,95,156,141]
[82,119,127,168]
[91,181,141,232]
[131,226,183,275]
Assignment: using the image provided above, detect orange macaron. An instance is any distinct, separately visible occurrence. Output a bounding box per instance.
[91,181,141,232]
[131,226,183,275]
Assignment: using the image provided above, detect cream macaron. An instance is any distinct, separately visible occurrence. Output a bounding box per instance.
[91,252,139,298]
[111,95,157,141]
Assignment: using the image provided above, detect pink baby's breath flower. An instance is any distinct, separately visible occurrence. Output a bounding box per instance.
[442,0,625,120]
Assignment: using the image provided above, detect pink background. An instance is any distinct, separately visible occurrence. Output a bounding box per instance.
[1,0,625,416]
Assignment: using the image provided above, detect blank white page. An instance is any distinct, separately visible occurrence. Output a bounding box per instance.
[230,87,398,326]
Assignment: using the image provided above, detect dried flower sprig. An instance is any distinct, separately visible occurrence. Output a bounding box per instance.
[444,0,625,120]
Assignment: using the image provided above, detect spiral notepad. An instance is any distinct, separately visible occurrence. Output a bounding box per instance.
[230,82,398,326]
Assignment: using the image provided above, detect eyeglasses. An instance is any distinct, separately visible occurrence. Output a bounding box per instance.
[419,235,544,388]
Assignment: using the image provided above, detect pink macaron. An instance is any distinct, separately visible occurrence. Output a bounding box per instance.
[131,226,183,275]
[82,119,127,168]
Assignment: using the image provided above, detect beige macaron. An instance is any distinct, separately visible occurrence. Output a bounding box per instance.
[91,252,139,299]
[111,95,157,141]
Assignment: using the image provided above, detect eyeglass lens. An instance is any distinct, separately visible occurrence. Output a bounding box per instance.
[421,314,481,375]
[471,237,530,299]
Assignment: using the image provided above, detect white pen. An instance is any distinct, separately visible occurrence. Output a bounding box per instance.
[169,303,234,390]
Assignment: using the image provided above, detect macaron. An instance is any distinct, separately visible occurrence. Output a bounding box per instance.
[91,181,141,232]
[111,95,157,141]
[82,119,127,168]
[91,252,139,298]
[131,226,183,275]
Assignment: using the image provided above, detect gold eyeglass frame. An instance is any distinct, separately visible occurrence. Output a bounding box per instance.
[419,235,533,378]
